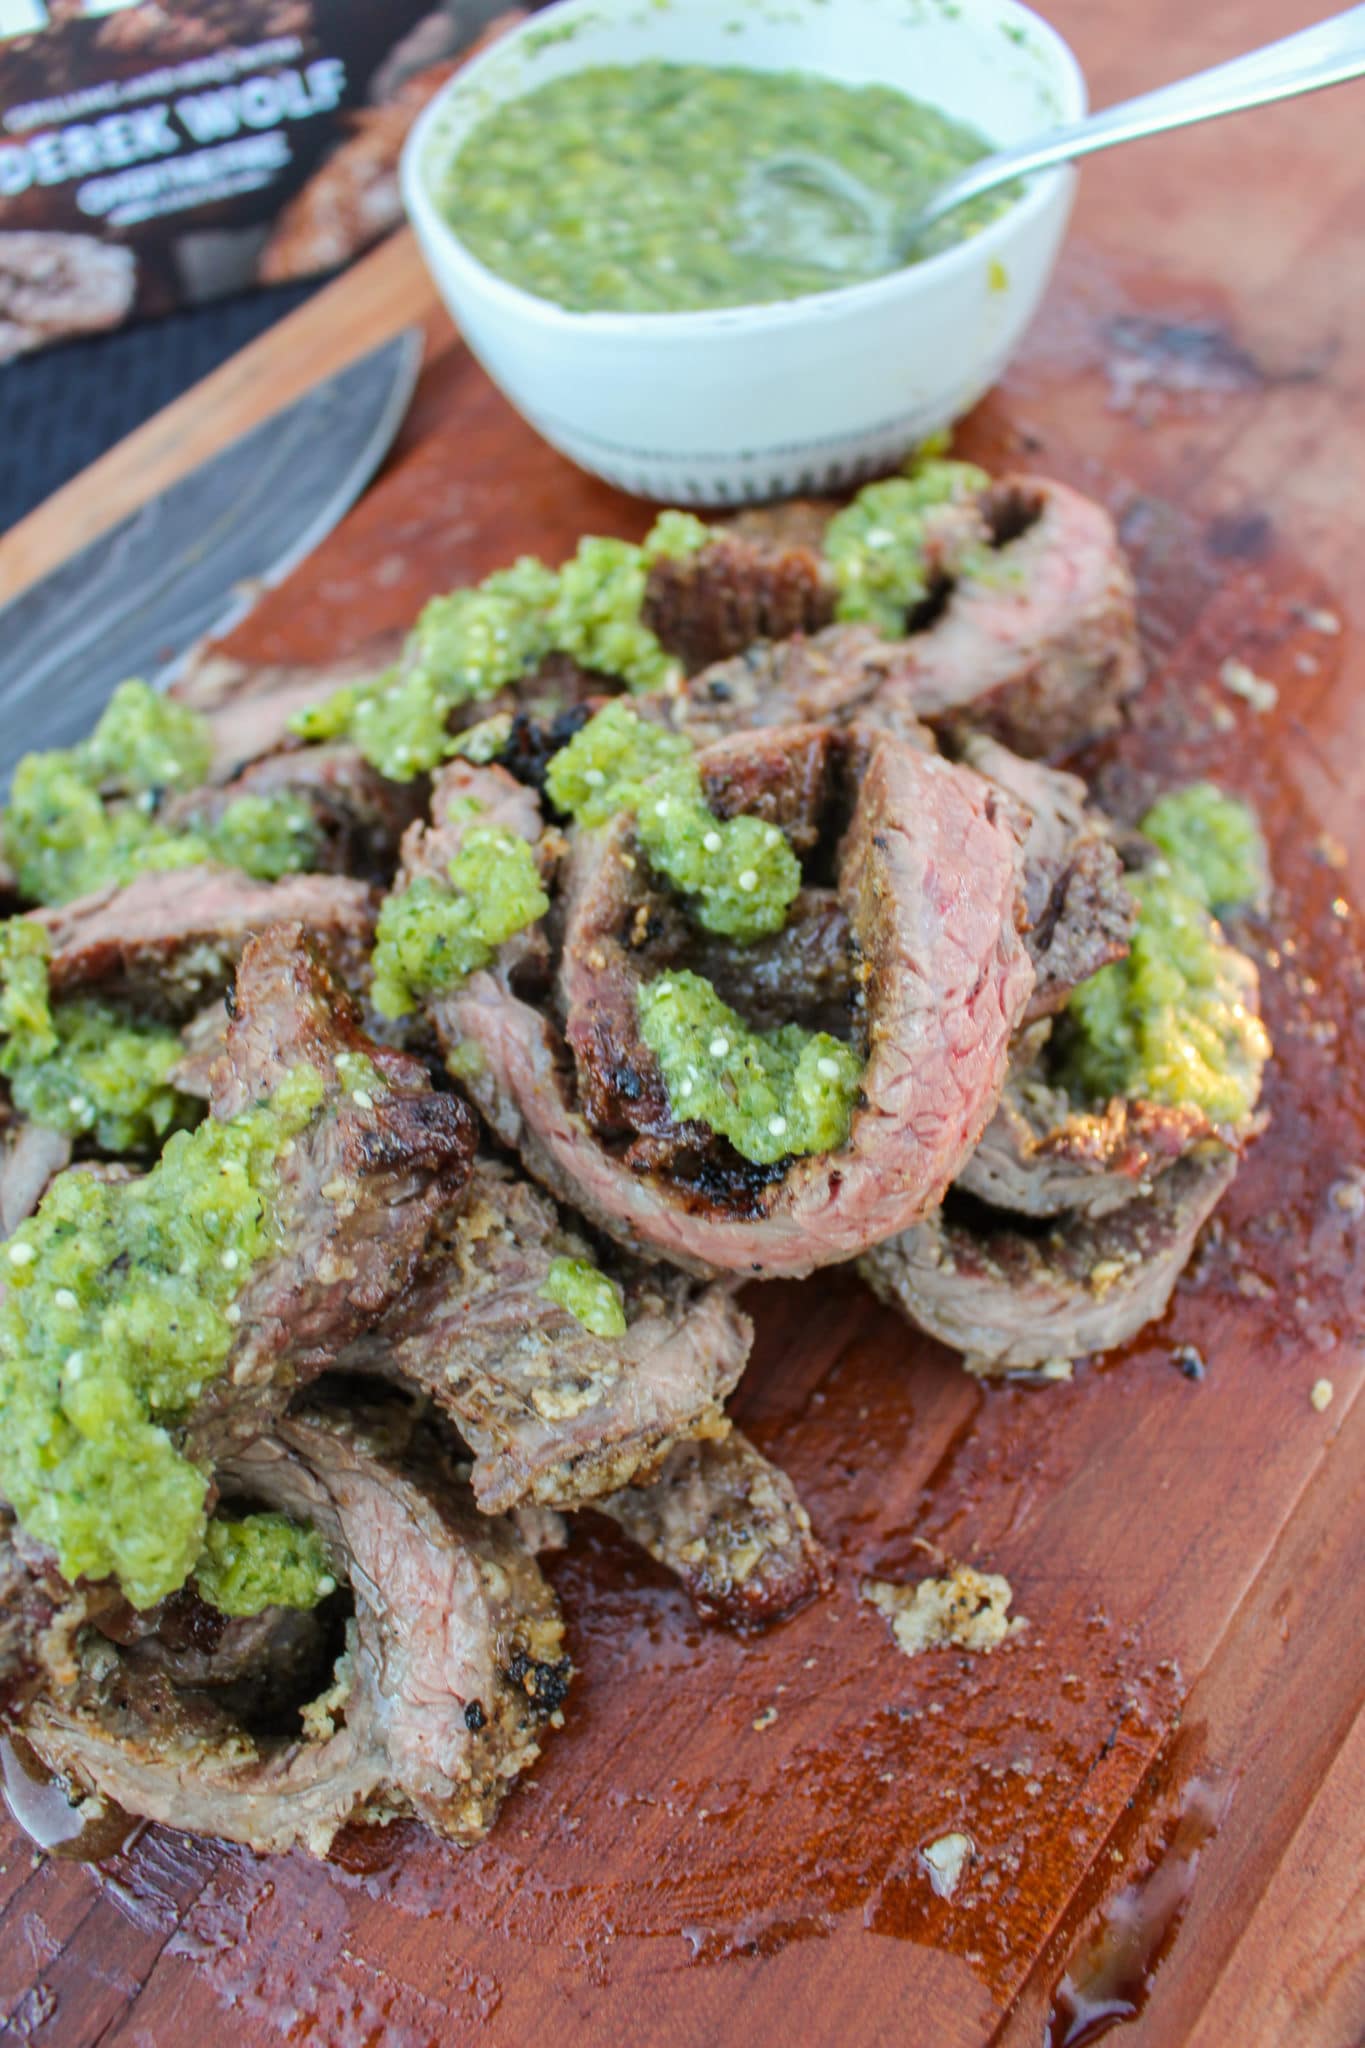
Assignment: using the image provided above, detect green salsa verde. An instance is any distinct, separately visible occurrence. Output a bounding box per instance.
[639,970,862,1167]
[541,1256,627,1338]
[1059,787,1270,1128]
[545,700,801,943]
[294,513,710,782]
[437,62,1008,313]
[193,1512,335,1618]
[3,681,322,906]
[370,823,551,1020]
[0,1064,325,1609]
[0,922,196,1154]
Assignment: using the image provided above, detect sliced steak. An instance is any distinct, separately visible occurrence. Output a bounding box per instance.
[172,642,401,779]
[339,1157,752,1512]
[23,1399,569,1857]
[168,1001,230,1100]
[597,1431,828,1629]
[207,924,477,1397]
[670,625,936,748]
[671,476,1140,760]
[957,1022,1221,1220]
[643,530,834,673]
[956,733,1136,1022]
[723,499,840,551]
[438,725,1034,1277]
[893,475,1142,757]
[860,1148,1238,1373]
[35,866,377,1017]
[164,743,425,884]
[0,1114,72,1236]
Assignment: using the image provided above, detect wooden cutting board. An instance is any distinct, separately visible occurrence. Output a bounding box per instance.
[2,3,1363,2043]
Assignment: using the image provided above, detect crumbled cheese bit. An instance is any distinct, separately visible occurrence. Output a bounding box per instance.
[52,1289,78,1311]
[1301,606,1341,634]
[921,1832,974,1900]
[862,1563,1024,1657]
[751,1705,779,1732]
[1218,657,1278,712]
[1310,1378,1334,1413]
[7,1242,35,1266]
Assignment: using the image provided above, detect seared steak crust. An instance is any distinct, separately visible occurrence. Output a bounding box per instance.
[597,1430,828,1629]
[0,1114,72,1235]
[165,743,424,884]
[36,866,377,1016]
[957,734,1136,1022]
[209,924,477,1395]
[23,1399,568,1857]
[957,1023,1221,1220]
[339,1158,752,1512]
[669,476,1140,760]
[643,531,834,674]
[438,727,1033,1276]
[860,1147,1237,1372]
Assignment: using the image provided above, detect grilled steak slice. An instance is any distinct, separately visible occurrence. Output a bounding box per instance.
[0,1504,59,1715]
[723,499,841,551]
[597,1431,828,1629]
[208,924,477,1396]
[35,867,377,1017]
[957,1023,1221,1220]
[164,743,424,884]
[671,625,936,748]
[0,1114,72,1235]
[860,1148,1238,1373]
[643,530,834,673]
[671,476,1140,760]
[957,734,1136,1022]
[339,1157,752,1512]
[22,1399,569,1857]
[894,476,1142,757]
[439,726,1034,1277]
[172,643,401,779]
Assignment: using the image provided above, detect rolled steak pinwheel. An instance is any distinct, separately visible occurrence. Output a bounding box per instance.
[669,476,1141,759]
[427,726,1035,1277]
[21,1398,569,1858]
[338,1156,753,1512]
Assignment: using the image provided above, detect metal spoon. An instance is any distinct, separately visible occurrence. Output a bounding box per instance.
[741,4,1365,274]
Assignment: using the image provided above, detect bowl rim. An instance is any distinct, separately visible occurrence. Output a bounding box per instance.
[400,0,1088,339]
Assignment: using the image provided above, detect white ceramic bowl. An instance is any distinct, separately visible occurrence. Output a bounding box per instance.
[401,0,1085,504]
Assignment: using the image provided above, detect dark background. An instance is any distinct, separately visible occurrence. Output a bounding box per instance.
[0,276,320,535]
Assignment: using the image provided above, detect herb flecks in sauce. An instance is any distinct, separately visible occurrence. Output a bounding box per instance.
[292,515,709,783]
[546,701,801,942]
[193,1513,335,1618]
[826,458,991,635]
[639,970,862,1167]
[1140,782,1268,915]
[438,62,1005,312]
[0,922,195,1153]
[0,1064,324,1609]
[370,826,550,1019]
[542,1256,627,1338]
[1060,787,1270,1126]
[3,681,321,905]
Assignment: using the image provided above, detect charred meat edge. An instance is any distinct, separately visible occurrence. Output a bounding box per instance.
[22,1398,569,1858]
[860,1147,1238,1372]
[597,1429,829,1630]
[435,731,1034,1277]
[670,475,1141,761]
[338,1155,753,1513]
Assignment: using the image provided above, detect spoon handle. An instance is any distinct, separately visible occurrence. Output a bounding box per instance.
[918,4,1365,230]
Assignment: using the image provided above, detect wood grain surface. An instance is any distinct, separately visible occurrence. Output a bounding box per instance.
[2,2,1364,2044]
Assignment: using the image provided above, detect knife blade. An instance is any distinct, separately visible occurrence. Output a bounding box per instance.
[0,328,422,787]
